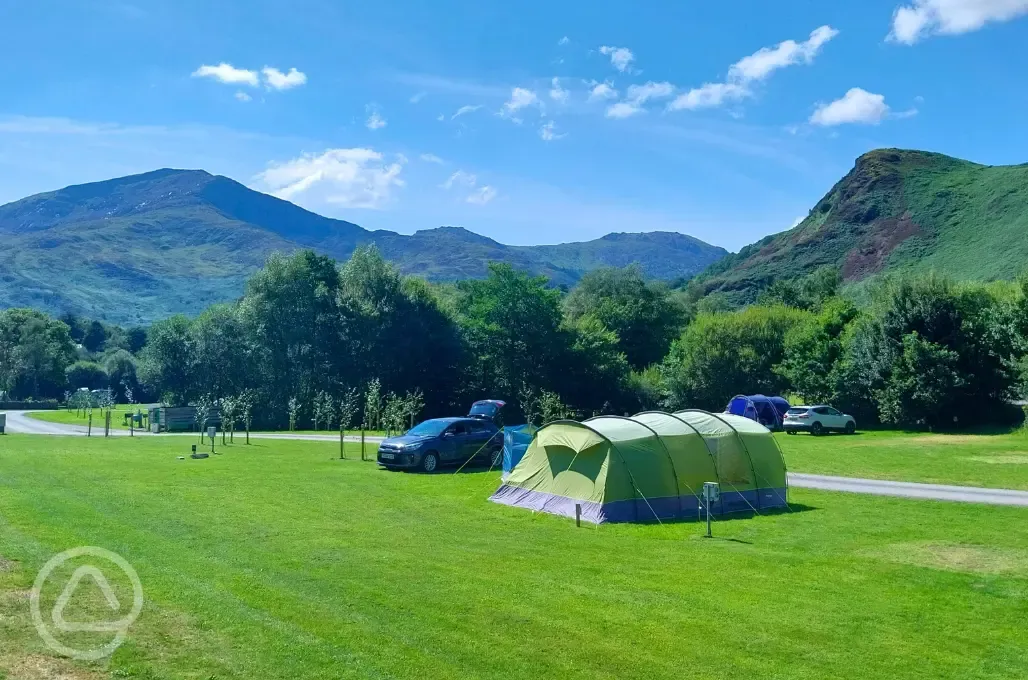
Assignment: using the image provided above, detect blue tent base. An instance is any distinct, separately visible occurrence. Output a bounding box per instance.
[501,425,537,479]
[490,485,788,525]
[725,395,791,430]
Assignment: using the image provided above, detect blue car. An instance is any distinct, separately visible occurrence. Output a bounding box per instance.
[377,417,502,472]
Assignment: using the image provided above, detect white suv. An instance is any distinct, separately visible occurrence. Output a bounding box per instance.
[783,405,856,436]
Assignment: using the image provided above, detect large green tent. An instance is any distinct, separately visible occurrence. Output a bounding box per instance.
[489,410,788,524]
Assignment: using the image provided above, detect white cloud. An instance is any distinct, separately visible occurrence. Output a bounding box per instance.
[810,88,890,126]
[255,148,404,210]
[558,35,570,45]
[667,82,748,111]
[665,25,837,114]
[539,120,566,141]
[192,63,259,87]
[451,104,482,119]
[436,114,445,122]
[467,186,498,205]
[262,67,307,90]
[625,81,675,105]
[501,87,541,119]
[587,82,618,101]
[440,170,498,204]
[366,110,387,130]
[235,91,252,102]
[606,102,644,119]
[549,77,569,104]
[409,91,427,103]
[889,0,1028,43]
[727,25,839,82]
[599,45,635,72]
[441,170,477,190]
[419,153,444,164]
[604,81,676,119]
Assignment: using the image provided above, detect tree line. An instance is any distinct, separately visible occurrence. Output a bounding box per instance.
[0,309,146,405]
[3,247,1027,430]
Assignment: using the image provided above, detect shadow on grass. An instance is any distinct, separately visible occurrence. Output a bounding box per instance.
[784,431,865,438]
[646,503,820,525]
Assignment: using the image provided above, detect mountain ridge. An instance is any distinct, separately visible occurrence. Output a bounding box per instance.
[691,148,1028,303]
[0,169,728,324]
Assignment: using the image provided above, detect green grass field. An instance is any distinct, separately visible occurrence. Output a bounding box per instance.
[0,434,1026,679]
[27,406,142,431]
[777,430,1028,490]
[24,409,389,438]
[249,429,389,437]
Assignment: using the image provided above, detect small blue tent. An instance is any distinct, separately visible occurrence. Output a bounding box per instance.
[725,394,790,430]
[501,425,538,479]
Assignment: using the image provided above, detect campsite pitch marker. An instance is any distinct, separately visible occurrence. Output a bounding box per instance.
[702,482,720,538]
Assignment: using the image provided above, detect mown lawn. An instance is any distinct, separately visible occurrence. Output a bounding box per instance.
[250,429,389,437]
[0,435,1026,679]
[27,406,141,431]
[777,429,1028,490]
[25,409,388,438]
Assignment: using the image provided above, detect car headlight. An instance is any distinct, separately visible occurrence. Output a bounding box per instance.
[403,442,423,451]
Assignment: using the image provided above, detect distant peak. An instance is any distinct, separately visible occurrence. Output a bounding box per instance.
[146,168,212,177]
[854,148,979,170]
[54,168,215,195]
[415,226,475,235]
[99,168,214,184]
[598,231,708,245]
[412,226,503,245]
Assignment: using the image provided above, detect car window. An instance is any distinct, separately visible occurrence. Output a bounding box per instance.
[468,421,489,433]
[406,419,450,436]
[812,407,828,415]
[469,402,499,418]
[449,422,467,435]
[825,407,841,416]
[786,408,808,415]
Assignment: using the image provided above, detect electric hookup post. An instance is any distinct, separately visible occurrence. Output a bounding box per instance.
[702,482,720,538]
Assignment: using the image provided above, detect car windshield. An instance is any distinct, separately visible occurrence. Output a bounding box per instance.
[469,402,498,417]
[405,419,452,437]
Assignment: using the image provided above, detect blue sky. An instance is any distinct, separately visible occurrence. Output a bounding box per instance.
[2,0,1027,251]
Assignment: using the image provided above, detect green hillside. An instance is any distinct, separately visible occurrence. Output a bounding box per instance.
[693,149,1028,303]
[0,169,727,324]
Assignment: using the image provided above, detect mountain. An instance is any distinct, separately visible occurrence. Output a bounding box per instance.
[0,169,728,324]
[692,149,1028,304]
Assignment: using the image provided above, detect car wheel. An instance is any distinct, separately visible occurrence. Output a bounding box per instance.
[811,422,824,436]
[845,421,856,435]
[421,452,439,473]
[489,447,502,467]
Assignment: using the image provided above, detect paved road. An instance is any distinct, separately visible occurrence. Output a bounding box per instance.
[3,410,93,435]
[1,411,385,443]
[788,473,1028,507]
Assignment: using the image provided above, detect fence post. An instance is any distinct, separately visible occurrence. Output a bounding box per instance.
[361,429,366,461]
[575,504,581,528]
[340,427,345,460]
[88,413,92,437]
